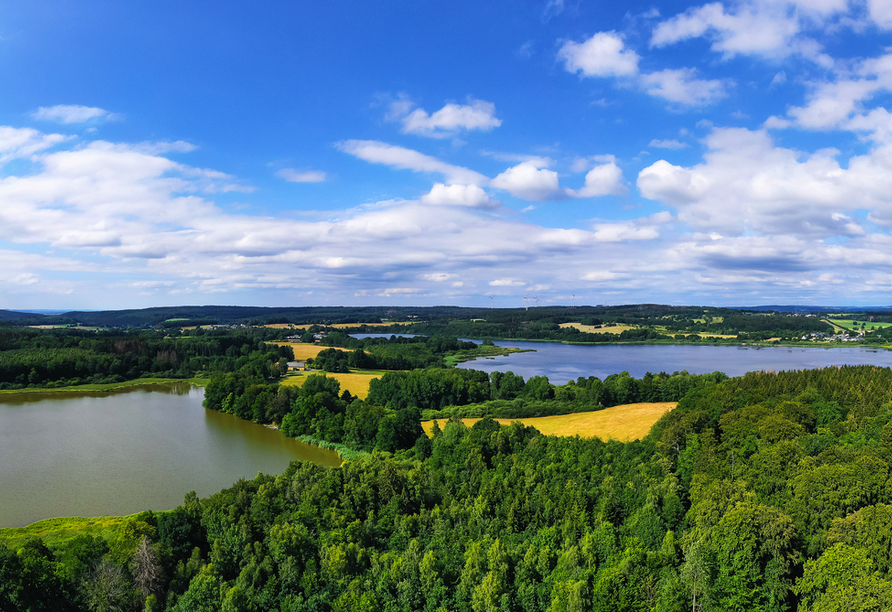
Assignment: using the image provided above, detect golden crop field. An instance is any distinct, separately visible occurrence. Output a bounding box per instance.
[422,401,676,442]
[559,322,637,334]
[274,342,351,360]
[280,371,382,399]
[559,321,736,339]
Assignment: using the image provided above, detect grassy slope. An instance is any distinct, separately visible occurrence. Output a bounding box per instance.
[0,515,138,550]
[422,401,677,442]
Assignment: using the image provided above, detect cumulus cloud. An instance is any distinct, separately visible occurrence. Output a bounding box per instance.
[277,168,326,183]
[651,2,801,58]
[558,31,728,106]
[420,183,499,208]
[491,161,566,201]
[767,52,892,134]
[567,160,628,198]
[337,139,487,185]
[391,98,502,138]
[31,105,118,124]
[650,0,844,65]
[636,126,892,240]
[558,31,640,78]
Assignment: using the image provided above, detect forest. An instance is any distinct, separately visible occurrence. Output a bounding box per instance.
[6,363,892,610]
[0,327,294,390]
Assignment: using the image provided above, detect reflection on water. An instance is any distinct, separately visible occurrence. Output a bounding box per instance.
[0,384,340,528]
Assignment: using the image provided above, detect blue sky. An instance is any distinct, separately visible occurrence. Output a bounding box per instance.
[2,0,892,310]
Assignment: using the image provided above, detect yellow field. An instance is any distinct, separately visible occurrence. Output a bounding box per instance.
[560,322,736,339]
[422,402,676,442]
[274,342,351,360]
[559,322,637,334]
[279,371,382,399]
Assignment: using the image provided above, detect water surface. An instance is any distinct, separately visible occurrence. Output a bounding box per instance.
[0,383,339,528]
[457,342,892,383]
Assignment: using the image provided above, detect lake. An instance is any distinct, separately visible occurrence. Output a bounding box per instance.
[0,383,340,528]
[457,342,892,382]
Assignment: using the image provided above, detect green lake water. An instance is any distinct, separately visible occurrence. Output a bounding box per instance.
[0,383,340,528]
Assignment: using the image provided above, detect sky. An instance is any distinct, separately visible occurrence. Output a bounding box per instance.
[2,0,892,310]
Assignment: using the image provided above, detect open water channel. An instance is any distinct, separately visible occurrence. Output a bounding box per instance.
[4,342,892,528]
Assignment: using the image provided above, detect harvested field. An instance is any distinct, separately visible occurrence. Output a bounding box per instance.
[422,401,676,442]
[280,371,383,399]
[275,342,351,361]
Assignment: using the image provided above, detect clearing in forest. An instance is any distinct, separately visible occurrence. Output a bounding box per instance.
[280,370,382,399]
[274,342,351,361]
[422,401,677,442]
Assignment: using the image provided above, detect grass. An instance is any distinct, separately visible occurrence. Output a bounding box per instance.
[280,370,385,399]
[828,318,892,332]
[0,377,209,395]
[422,401,677,442]
[0,515,140,550]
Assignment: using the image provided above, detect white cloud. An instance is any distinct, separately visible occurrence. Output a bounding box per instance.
[640,68,729,106]
[651,2,801,58]
[277,168,327,183]
[492,160,567,201]
[649,139,689,149]
[868,0,892,29]
[558,31,640,78]
[767,52,892,133]
[393,99,502,138]
[636,127,892,240]
[0,126,69,163]
[557,31,727,107]
[337,139,487,185]
[31,105,118,124]
[567,160,628,197]
[420,183,499,208]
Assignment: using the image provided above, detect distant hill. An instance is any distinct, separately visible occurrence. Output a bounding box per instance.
[0,309,39,320]
[735,305,892,313]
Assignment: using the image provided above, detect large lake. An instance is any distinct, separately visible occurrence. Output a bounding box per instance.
[458,342,892,383]
[0,383,340,528]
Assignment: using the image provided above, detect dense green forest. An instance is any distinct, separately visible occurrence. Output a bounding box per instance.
[7,365,892,610]
[0,327,294,390]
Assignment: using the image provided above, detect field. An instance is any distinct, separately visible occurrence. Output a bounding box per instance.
[559,322,637,334]
[274,342,351,360]
[560,322,736,339]
[828,318,892,332]
[422,401,676,442]
[280,370,382,399]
